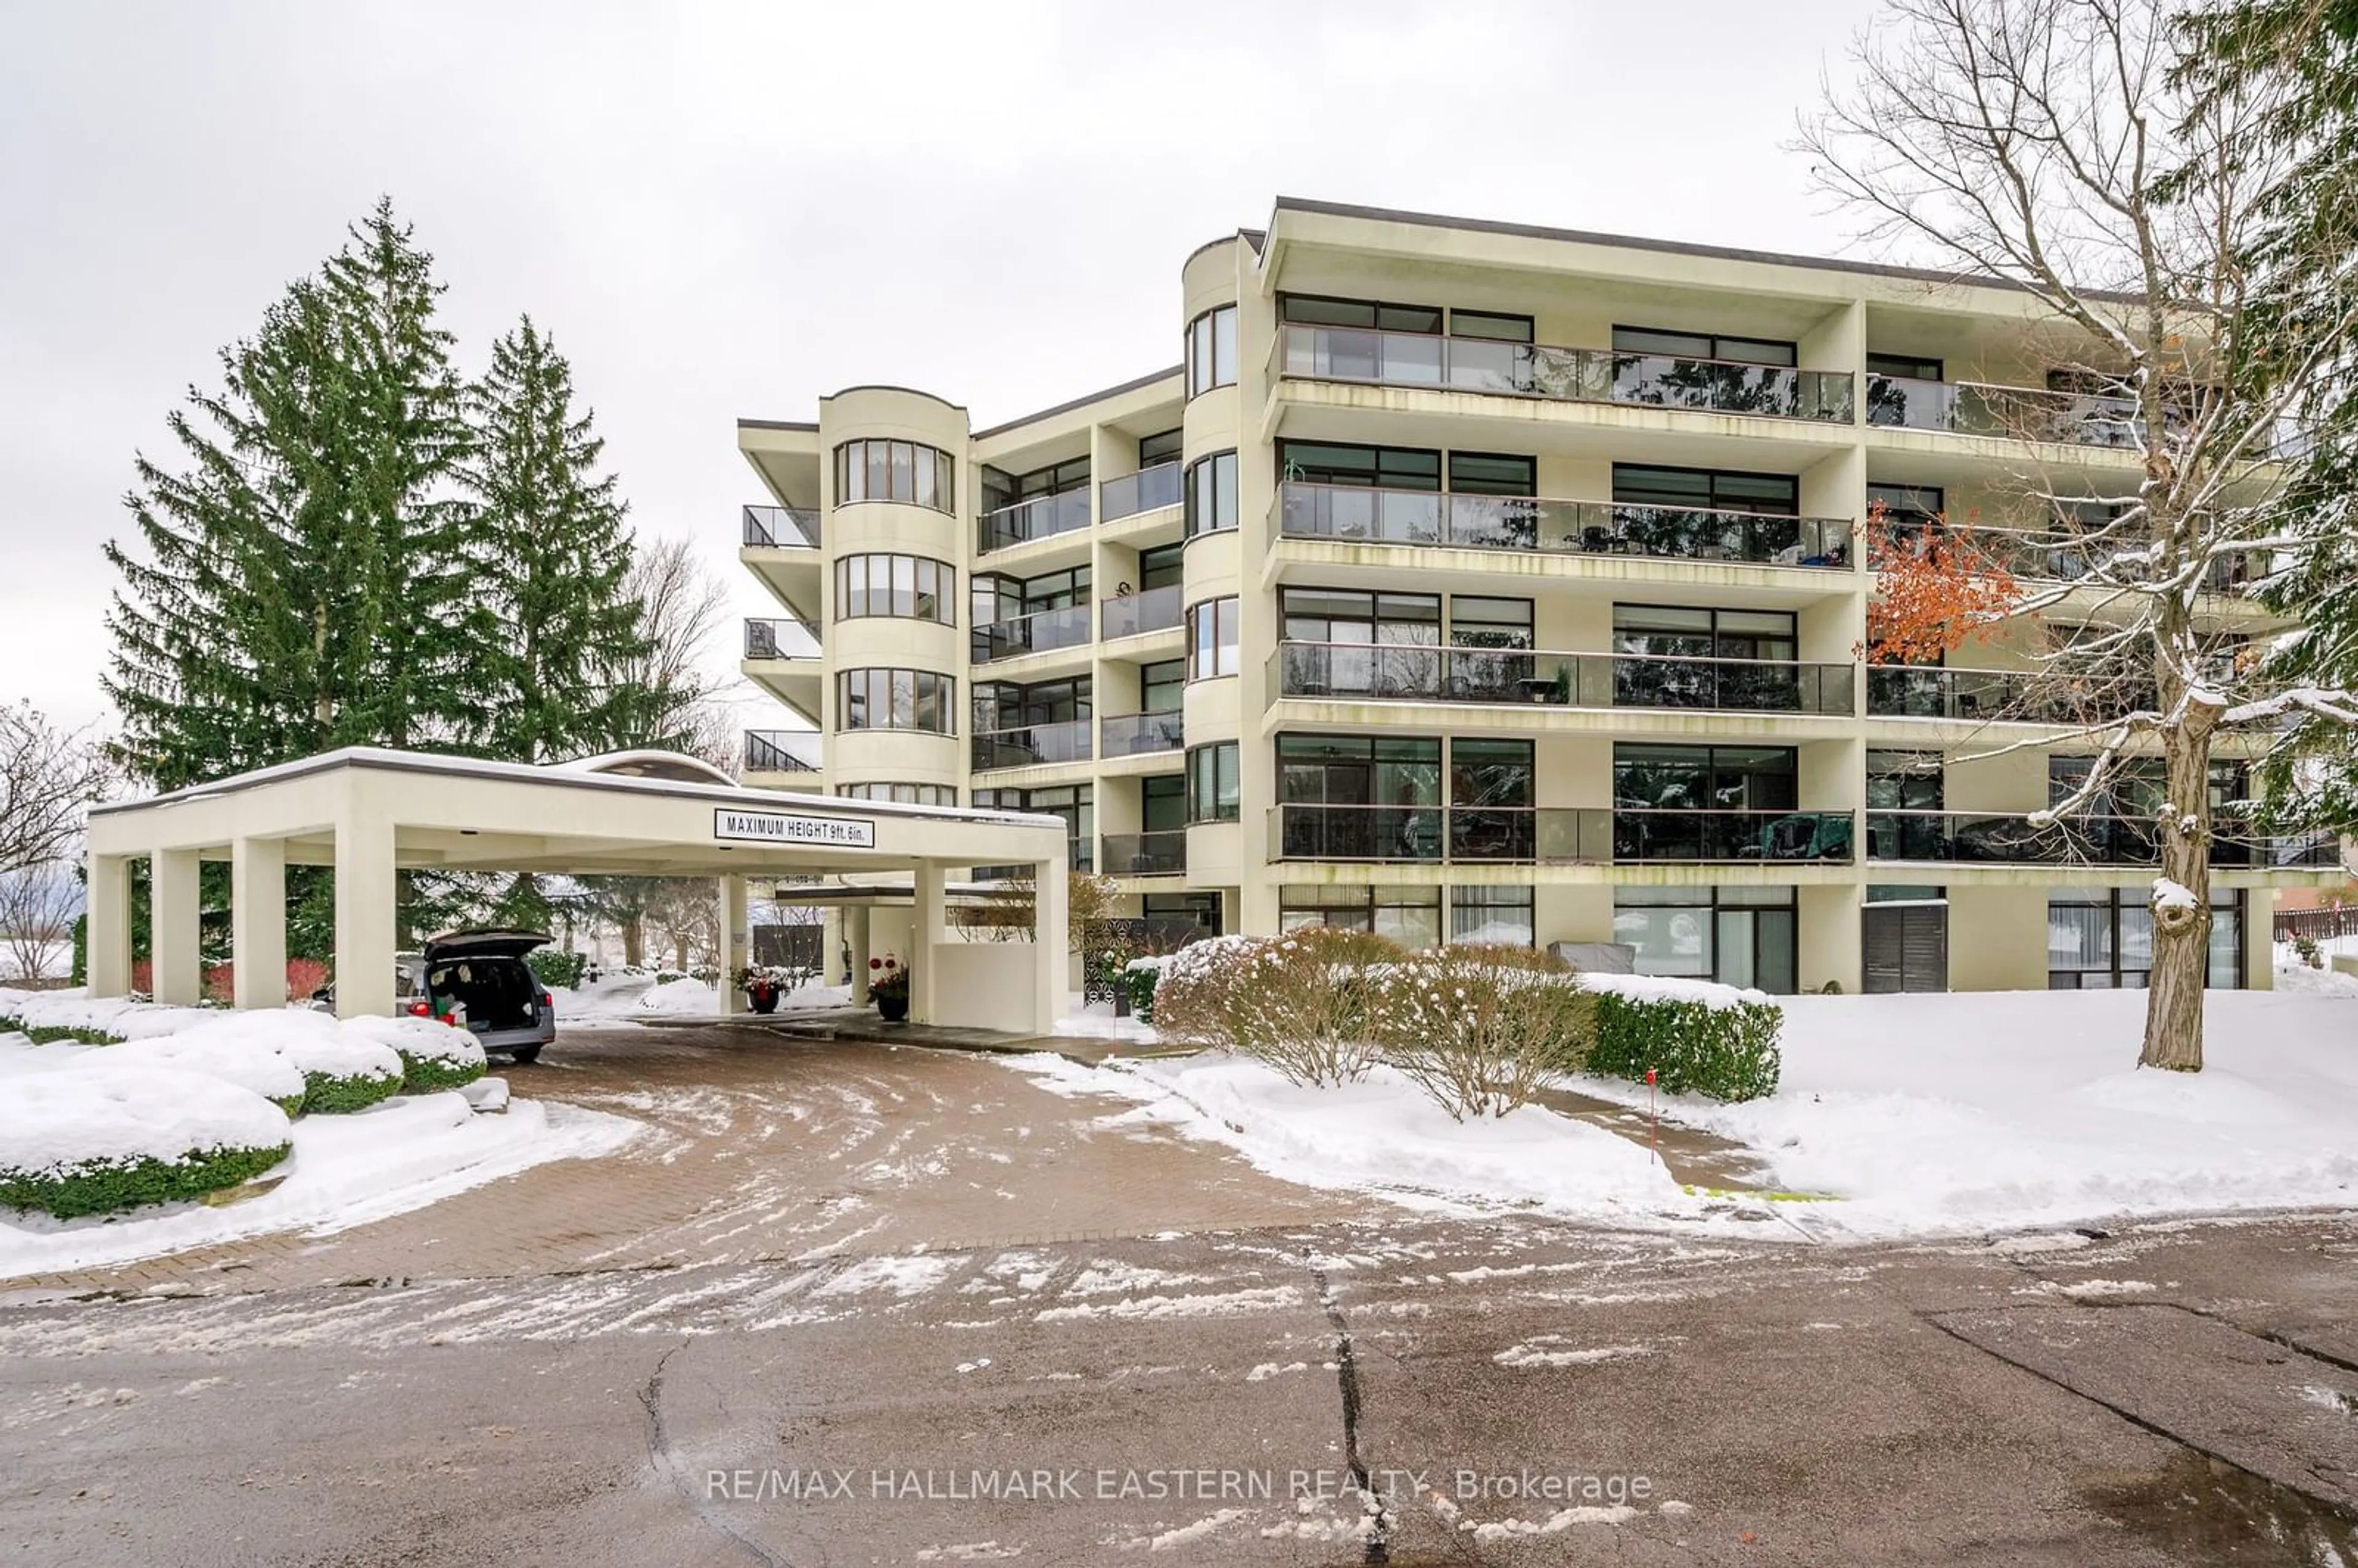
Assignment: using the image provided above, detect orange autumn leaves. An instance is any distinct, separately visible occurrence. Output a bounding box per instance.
[1860,504,2023,665]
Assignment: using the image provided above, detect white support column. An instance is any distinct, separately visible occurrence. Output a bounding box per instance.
[333,810,397,1020]
[1033,855,1067,1032]
[87,853,133,999]
[152,847,203,1006]
[914,860,946,1023]
[718,875,749,1017]
[231,836,287,1010]
[847,905,873,1002]
[822,907,845,985]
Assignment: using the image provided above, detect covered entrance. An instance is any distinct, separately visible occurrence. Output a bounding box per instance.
[83,748,1073,1033]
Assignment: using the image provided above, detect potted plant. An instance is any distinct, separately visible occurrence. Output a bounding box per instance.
[734,964,783,1014]
[869,953,911,1022]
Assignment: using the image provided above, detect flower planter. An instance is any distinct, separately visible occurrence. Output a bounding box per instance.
[748,987,779,1015]
[875,993,909,1023]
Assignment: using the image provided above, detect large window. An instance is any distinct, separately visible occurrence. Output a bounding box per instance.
[1613,886,1799,993]
[1613,605,1800,710]
[835,554,954,623]
[838,782,957,808]
[1187,596,1239,679]
[1278,440,1441,492]
[834,439,955,512]
[1614,464,1798,516]
[1611,327,1797,367]
[1186,305,1237,397]
[1186,742,1239,823]
[1141,657,1185,713]
[2049,887,2245,989]
[836,668,954,734]
[1185,451,1238,537]
[1280,295,1443,333]
[1451,885,1535,947]
[982,454,1089,515]
[1614,744,1798,812]
[1279,884,1442,949]
[1138,428,1184,466]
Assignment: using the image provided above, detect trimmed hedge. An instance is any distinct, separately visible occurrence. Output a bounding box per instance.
[398,1050,486,1093]
[1120,962,1159,1022]
[0,1140,292,1219]
[1,1019,126,1047]
[300,1067,405,1116]
[1586,992,1783,1103]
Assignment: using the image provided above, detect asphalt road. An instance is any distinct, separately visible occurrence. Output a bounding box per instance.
[1,1028,2354,1566]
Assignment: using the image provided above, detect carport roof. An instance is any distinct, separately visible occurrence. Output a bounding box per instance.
[87,747,1072,879]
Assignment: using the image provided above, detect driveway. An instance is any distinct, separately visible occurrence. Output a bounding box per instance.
[4,1025,2357,1565]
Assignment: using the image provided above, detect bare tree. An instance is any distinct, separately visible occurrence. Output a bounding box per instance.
[1,702,114,879]
[612,535,731,752]
[1800,0,2358,1070]
[0,864,80,984]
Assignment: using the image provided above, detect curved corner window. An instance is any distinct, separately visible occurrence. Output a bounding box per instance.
[1186,596,1239,680]
[836,668,954,734]
[1186,305,1238,397]
[1184,451,1237,538]
[838,781,958,808]
[834,439,955,513]
[835,554,955,624]
[1186,742,1240,823]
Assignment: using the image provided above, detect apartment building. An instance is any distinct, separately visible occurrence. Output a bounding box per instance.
[734,198,2333,996]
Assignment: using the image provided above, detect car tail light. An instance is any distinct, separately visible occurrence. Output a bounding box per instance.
[540,992,553,1009]
[407,1001,431,1017]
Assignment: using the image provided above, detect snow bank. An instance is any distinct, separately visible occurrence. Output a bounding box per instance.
[343,1013,484,1071]
[1574,987,2358,1237]
[1576,972,1770,1010]
[0,1068,290,1175]
[63,1031,308,1108]
[0,988,214,1041]
[0,1093,640,1278]
[1006,1052,1686,1219]
[142,1009,405,1091]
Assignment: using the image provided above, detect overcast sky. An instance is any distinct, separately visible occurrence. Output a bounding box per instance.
[0,0,1885,741]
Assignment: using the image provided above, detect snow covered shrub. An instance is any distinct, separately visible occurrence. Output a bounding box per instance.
[69,1031,309,1115]
[1582,976,1782,1103]
[0,1068,292,1218]
[1368,945,1597,1119]
[1158,928,1404,1085]
[9,1022,125,1046]
[1120,957,1161,1022]
[344,1014,487,1093]
[527,949,586,990]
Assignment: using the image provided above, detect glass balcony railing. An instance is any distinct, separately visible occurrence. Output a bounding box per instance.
[1100,831,1186,876]
[972,604,1092,664]
[1267,804,1856,864]
[1883,522,2270,596]
[1274,325,1856,422]
[1100,584,1183,640]
[742,730,820,774]
[979,488,1091,553]
[1100,711,1183,758]
[1866,810,2340,867]
[1270,642,1856,716]
[1865,666,2165,724]
[1866,375,2173,449]
[744,616,820,660]
[1099,462,1183,522]
[971,720,1092,771]
[742,504,821,549]
[1277,483,1853,567]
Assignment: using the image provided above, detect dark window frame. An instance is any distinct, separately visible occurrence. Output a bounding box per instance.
[1186,741,1240,823]
[834,552,956,624]
[833,439,955,513]
[1185,450,1239,537]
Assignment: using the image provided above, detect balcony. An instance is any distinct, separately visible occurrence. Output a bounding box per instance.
[744,615,819,661]
[1100,584,1183,640]
[1277,483,1853,569]
[979,489,1091,554]
[1272,642,1856,717]
[973,604,1092,664]
[1099,462,1183,522]
[1866,811,2340,868]
[1100,830,1186,877]
[743,730,820,775]
[1100,711,1184,758]
[975,837,1094,880]
[1863,375,2186,451]
[1275,325,1856,422]
[1269,804,1856,864]
[971,720,1092,772]
[742,504,821,549]
[1866,666,2163,724]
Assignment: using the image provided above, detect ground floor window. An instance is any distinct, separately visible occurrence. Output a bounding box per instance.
[1279,884,1441,949]
[1864,884,1947,994]
[2047,887,2244,989]
[1449,885,1534,947]
[1611,886,1798,993]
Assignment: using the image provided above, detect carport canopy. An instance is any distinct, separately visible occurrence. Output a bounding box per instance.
[83,748,1073,1033]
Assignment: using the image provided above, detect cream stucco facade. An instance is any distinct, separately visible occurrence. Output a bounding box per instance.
[736,198,2331,996]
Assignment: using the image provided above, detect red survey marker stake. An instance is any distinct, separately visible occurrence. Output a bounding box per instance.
[1646,1068,1659,1165]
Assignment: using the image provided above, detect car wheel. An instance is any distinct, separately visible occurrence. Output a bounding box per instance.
[505,1046,543,1066]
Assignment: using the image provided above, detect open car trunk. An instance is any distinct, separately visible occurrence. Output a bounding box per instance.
[421,930,550,1031]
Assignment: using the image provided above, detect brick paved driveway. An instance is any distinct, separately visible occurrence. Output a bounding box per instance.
[19,1024,1371,1297]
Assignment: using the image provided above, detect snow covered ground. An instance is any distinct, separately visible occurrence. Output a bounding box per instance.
[1010,961,2358,1241]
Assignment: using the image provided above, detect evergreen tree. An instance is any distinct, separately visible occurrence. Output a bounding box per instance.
[104,198,478,787]
[462,316,648,763]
